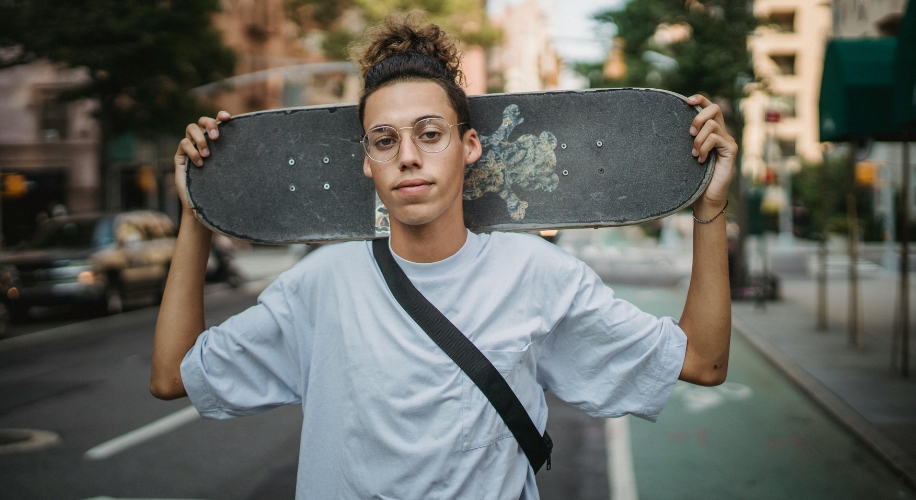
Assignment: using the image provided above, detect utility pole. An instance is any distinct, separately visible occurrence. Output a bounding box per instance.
[848,142,863,349]
[817,145,830,330]
[901,128,910,377]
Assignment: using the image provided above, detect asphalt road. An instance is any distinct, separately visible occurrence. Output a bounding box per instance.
[1,247,914,499]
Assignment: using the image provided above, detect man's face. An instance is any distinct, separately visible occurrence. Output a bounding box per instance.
[362,80,481,228]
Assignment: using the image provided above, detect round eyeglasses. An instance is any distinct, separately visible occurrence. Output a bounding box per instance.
[361,118,466,162]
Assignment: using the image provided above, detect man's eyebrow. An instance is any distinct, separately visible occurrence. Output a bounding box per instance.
[368,114,446,129]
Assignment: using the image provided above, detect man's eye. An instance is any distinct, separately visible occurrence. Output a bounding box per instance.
[373,137,397,149]
[417,131,442,142]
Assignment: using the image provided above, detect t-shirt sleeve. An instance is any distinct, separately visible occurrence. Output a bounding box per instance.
[180,276,303,419]
[535,257,687,422]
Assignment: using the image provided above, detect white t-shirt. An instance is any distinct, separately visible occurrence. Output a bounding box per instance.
[181,230,687,500]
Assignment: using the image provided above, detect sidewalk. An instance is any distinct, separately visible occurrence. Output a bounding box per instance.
[732,245,916,488]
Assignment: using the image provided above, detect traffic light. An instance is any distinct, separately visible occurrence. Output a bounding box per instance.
[1,173,28,199]
[855,161,876,186]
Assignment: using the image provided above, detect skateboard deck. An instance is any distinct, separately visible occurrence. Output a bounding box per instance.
[186,88,714,243]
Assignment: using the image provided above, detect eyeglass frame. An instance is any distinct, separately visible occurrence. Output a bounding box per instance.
[360,117,468,162]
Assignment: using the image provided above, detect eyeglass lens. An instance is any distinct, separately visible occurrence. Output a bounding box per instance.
[363,118,453,162]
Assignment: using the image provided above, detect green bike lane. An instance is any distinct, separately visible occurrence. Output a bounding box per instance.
[613,285,916,500]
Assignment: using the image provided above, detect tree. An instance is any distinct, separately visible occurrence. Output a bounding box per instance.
[590,0,757,131]
[590,0,759,289]
[0,0,236,207]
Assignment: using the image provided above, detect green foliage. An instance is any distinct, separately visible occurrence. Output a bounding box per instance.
[353,0,501,50]
[323,29,356,61]
[791,155,884,241]
[591,0,758,125]
[285,0,353,29]
[0,0,236,137]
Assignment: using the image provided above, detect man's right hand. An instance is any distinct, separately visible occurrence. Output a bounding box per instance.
[174,111,232,211]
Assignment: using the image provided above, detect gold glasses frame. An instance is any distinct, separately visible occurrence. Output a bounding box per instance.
[361,118,467,162]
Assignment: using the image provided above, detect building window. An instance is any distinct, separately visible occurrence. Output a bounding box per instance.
[770,94,797,119]
[38,90,68,141]
[771,11,795,32]
[779,139,796,157]
[770,54,796,75]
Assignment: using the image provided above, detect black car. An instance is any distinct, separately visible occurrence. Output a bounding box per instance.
[1,211,176,321]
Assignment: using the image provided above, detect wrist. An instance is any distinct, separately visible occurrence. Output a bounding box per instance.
[692,197,727,221]
[692,198,728,224]
[180,209,212,238]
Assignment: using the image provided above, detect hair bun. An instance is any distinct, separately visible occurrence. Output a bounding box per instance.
[351,10,465,86]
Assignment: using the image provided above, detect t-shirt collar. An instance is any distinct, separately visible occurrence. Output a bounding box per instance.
[390,229,479,279]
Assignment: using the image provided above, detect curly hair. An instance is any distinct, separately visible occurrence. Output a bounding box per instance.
[350,11,470,136]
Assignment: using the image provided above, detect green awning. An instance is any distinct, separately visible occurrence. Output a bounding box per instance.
[819,38,904,141]
[895,0,916,125]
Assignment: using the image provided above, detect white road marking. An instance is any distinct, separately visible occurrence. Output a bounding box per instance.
[606,416,639,500]
[84,405,200,460]
[83,497,206,500]
[673,381,754,413]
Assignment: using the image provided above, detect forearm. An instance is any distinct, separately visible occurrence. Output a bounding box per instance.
[678,201,731,385]
[150,209,212,399]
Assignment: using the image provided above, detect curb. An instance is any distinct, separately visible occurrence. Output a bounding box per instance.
[731,315,916,490]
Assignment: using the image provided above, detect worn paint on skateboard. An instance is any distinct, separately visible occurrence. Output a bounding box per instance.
[186,88,714,243]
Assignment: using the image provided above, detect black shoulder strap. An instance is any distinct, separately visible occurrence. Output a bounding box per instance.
[372,238,552,473]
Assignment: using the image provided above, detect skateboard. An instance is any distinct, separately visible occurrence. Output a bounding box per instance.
[185,88,714,243]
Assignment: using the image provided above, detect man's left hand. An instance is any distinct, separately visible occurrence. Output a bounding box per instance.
[687,94,738,221]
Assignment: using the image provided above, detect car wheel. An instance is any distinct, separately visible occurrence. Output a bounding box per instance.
[8,303,29,324]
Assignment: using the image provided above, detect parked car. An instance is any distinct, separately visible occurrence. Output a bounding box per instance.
[1,211,176,321]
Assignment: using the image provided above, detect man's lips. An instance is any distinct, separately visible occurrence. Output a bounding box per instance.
[396,178,432,189]
[394,178,433,195]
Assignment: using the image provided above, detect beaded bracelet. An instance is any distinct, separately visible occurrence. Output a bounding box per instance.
[693,200,728,224]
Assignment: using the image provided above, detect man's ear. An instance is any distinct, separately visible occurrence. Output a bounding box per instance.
[363,155,373,178]
[463,129,483,165]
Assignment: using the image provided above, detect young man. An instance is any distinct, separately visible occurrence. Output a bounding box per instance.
[151,14,735,499]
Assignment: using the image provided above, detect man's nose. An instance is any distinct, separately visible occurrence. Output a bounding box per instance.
[397,133,422,169]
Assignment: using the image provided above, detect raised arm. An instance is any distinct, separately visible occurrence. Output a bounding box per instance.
[150,111,231,400]
[677,95,736,386]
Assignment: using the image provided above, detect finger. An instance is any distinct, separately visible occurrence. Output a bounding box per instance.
[686,94,711,106]
[696,134,718,164]
[201,111,232,140]
[197,115,220,141]
[697,132,737,163]
[693,119,722,155]
[186,123,209,161]
[178,137,204,167]
[689,102,724,135]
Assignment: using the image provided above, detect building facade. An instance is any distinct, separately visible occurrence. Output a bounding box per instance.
[0,62,100,246]
[742,0,833,182]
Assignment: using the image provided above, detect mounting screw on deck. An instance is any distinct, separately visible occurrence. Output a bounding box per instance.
[289,159,295,165]
[323,156,330,164]
[323,183,330,189]
[562,170,569,176]
[560,143,567,149]
[596,141,603,147]
[289,184,296,191]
